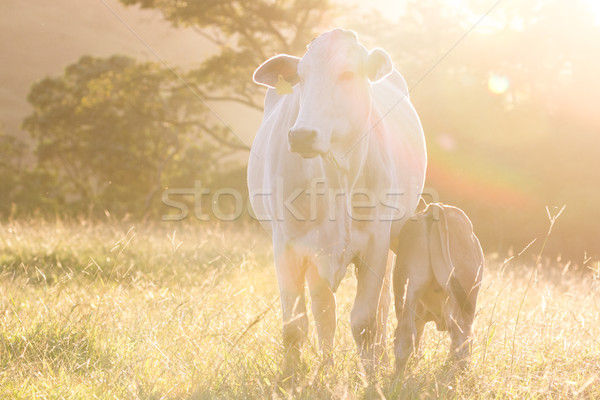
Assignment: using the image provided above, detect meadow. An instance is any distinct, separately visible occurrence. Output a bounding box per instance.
[0,220,599,399]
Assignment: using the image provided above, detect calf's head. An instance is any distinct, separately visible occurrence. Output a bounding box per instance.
[253,29,393,158]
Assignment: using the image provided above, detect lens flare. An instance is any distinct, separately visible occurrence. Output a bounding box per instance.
[487,74,510,94]
[587,0,600,25]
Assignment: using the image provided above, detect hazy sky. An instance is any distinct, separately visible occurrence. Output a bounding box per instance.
[0,0,409,140]
[0,0,205,139]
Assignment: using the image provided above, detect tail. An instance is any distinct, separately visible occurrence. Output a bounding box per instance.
[427,203,475,316]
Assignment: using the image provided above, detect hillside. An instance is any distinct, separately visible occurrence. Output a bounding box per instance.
[0,0,206,139]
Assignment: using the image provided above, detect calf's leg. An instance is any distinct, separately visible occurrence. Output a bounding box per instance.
[393,275,427,373]
[393,246,431,374]
[447,307,474,369]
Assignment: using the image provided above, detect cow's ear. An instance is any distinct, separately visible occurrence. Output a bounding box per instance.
[253,55,301,88]
[366,49,393,82]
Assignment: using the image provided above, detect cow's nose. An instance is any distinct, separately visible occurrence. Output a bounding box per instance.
[288,128,321,158]
[288,128,317,144]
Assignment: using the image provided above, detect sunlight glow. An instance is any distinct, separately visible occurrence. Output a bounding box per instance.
[587,0,600,25]
[487,74,510,95]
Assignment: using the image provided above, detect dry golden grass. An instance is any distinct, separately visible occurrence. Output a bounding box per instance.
[0,220,599,399]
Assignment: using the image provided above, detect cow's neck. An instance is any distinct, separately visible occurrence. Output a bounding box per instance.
[326,136,368,189]
[322,137,370,262]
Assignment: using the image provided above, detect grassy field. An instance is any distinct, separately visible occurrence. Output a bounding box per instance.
[0,220,599,399]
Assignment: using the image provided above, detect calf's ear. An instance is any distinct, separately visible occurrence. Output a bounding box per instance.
[366,49,393,82]
[253,55,301,88]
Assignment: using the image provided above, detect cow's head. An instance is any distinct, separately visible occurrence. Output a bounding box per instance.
[253,29,393,159]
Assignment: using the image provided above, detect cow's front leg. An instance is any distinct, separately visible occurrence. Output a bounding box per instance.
[306,263,336,367]
[350,238,390,372]
[274,242,309,378]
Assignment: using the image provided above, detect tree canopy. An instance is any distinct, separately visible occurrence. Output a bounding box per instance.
[17,0,335,219]
[23,55,228,217]
[4,0,600,258]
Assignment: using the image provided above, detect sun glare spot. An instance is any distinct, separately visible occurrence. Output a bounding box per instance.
[487,74,510,94]
[586,0,600,25]
[437,133,457,152]
[509,16,525,32]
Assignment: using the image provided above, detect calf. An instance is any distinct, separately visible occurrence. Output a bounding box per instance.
[393,203,484,372]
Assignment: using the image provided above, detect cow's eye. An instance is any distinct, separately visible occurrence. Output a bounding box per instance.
[339,71,355,81]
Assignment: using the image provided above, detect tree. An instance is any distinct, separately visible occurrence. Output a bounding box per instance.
[0,126,26,216]
[23,55,227,217]
[17,0,599,256]
[119,0,334,111]
[353,0,600,257]
[22,2,334,218]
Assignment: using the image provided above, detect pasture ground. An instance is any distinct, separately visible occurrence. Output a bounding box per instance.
[0,221,599,399]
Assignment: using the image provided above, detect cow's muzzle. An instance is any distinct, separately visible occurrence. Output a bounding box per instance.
[288,128,321,158]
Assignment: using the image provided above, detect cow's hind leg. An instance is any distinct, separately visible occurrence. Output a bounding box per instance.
[374,250,395,366]
[274,243,309,379]
[306,264,336,367]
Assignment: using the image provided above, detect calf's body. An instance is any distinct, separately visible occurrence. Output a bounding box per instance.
[393,203,484,372]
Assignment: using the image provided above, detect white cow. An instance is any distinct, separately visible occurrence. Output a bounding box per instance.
[247,29,427,374]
